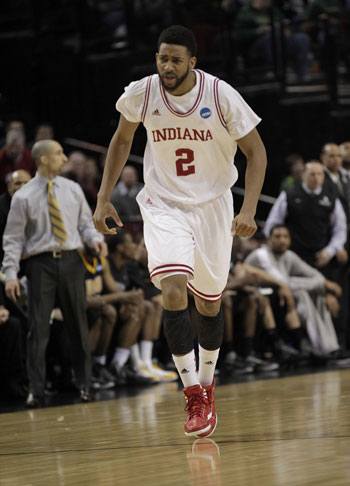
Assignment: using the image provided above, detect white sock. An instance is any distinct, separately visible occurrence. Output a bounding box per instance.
[198,345,219,386]
[93,355,106,366]
[140,340,153,367]
[111,347,130,368]
[130,343,142,368]
[172,349,199,388]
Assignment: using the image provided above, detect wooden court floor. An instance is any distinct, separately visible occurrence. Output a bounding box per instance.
[0,369,349,486]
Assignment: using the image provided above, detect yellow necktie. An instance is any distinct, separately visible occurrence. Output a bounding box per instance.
[47,180,67,244]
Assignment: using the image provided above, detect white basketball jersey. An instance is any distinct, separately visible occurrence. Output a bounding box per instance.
[116,69,261,204]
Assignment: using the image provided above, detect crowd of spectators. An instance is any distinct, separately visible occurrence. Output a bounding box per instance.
[0,116,349,409]
[123,0,347,83]
[2,1,350,84]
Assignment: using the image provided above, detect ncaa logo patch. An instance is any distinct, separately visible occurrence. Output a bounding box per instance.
[200,107,212,119]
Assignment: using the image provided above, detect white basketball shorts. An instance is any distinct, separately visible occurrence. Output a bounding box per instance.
[137,188,234,302]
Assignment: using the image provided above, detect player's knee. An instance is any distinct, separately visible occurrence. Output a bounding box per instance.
[103,304,117,325]
[195,297,221,317]
[161,275,188,310]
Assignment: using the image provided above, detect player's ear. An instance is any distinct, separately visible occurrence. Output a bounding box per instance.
[190,56,197,69]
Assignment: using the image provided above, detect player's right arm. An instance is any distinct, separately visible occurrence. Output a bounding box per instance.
[93,115,140,234]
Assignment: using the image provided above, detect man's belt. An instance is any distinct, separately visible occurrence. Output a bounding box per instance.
[35,249,78,259]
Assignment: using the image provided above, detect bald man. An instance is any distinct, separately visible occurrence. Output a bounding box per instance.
[2,140,106,407]
[264,161,347,269]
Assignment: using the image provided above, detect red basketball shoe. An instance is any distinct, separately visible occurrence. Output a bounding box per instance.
[183,384,211,437]
[196,378,217,438]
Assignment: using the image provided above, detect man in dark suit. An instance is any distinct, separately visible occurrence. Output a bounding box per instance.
[339,142,350,215]
[321,143,350,237]
[320,143,349,351]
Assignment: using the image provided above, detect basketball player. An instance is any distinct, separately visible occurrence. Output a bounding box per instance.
[94,25,267,438]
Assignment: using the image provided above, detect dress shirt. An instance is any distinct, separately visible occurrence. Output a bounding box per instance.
[263,182,347,257]
[2,172,103,281]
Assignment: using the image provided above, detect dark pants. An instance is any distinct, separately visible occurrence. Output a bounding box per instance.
[320,258,349,351]
[25,251,91,395]
[0,316,27,396]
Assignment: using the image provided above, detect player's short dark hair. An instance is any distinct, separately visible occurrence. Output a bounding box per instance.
[269,224,290,237]
[157,25,197,57]
[105,229,127,254]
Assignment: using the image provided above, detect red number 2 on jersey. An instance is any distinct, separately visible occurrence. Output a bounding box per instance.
[175,148,195,176]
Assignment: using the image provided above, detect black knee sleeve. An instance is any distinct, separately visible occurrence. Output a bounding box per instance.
[163,308,193,355]
[197,308,224,350]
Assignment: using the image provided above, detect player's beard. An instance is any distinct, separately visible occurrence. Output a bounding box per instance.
[158,66,190,92]
[271,245,287,255]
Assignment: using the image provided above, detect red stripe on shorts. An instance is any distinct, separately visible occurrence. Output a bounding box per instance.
[187,282,222,302]
[150,264,194,280]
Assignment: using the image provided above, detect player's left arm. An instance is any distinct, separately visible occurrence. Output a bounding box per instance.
[232,128,267,238]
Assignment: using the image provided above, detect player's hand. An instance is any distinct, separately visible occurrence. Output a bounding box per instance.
[315,248,331,268]
[93,200,123,235]
[231,212,257,238]
[336,248,348,265]
[5,279,21,303]
[325,279,342,298]
[0,306,10,325]
[122,290,143,305]
[94,240,108,257]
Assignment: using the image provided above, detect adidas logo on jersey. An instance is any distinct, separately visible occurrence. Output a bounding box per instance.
[152,109,161,116]
[181,368,190,374]
[205,361,214,365]
[146,198,153,205]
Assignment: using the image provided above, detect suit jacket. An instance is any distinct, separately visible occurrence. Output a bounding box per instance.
[323,170,350,223]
